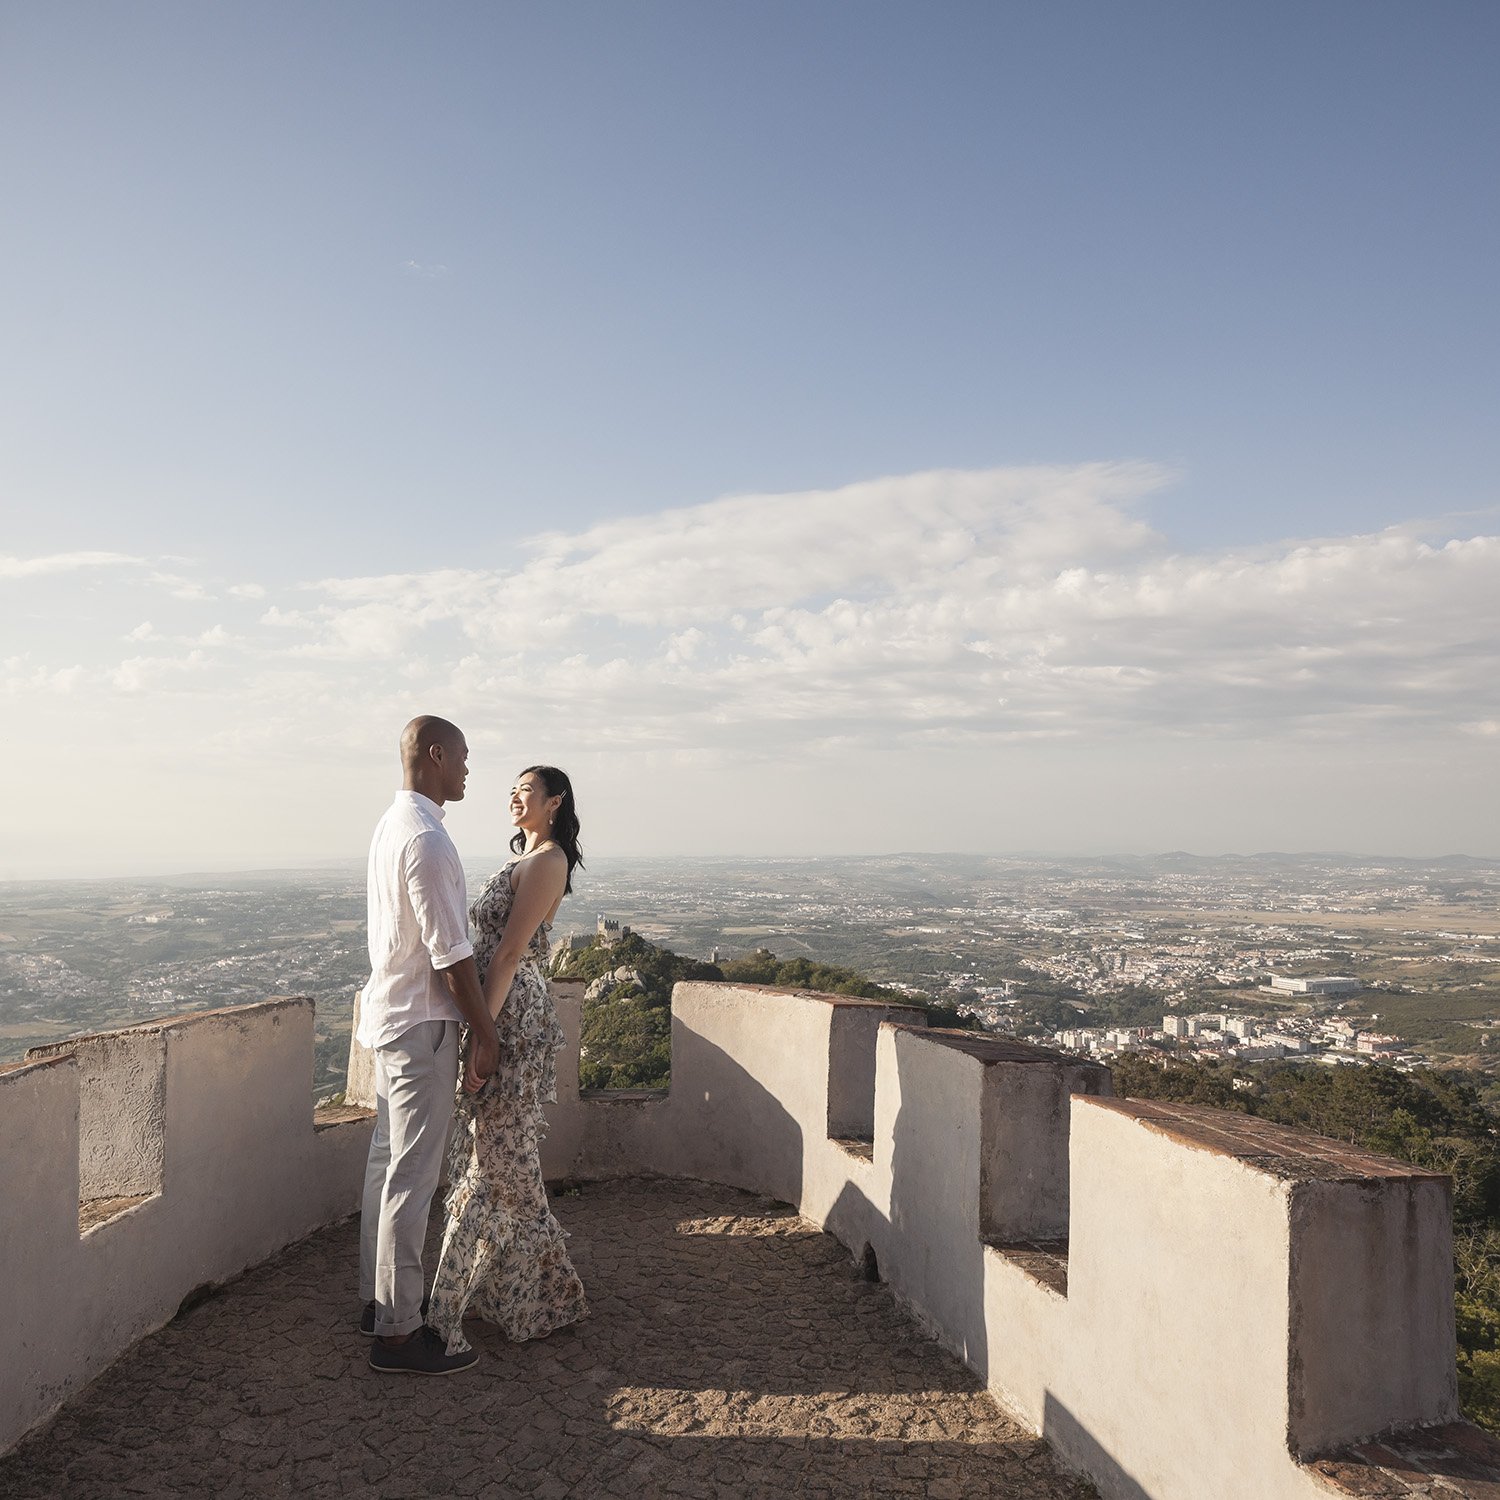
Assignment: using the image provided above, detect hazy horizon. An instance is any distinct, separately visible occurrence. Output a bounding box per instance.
[6,844,1498,887]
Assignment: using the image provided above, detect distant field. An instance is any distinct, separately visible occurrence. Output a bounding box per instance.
[1334,984,1500,1063]
[0,1020,74,1042]
[1146,907,1500,936]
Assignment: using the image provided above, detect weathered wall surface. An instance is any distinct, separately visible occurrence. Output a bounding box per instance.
[1,1000,371,1457]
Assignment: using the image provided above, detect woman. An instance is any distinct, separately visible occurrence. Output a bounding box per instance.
[428,765,588,1353]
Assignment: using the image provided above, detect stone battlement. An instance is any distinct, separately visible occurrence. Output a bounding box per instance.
[2,980,1493,1499]
[0,999,371,1456]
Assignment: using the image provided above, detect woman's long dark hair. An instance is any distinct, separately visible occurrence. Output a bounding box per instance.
[510,765,584,894]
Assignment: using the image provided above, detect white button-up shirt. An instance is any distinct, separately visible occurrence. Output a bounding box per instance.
[356,790,474,1050]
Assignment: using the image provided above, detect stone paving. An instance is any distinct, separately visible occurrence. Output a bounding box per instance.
[1311,1423,1500,1498]
[0,1177,1096,1499]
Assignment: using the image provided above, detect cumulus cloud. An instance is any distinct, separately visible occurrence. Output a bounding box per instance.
[109,651,208,693]
[0,658,88,695]
[148,570,213,602]
[257,464,1499,754]
[0,550,141,579]
[8,466,1500,763]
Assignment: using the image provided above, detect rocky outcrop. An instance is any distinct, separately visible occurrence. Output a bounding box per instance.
[583,966,645,1002]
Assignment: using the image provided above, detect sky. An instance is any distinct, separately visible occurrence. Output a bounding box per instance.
[2,1,1497,876]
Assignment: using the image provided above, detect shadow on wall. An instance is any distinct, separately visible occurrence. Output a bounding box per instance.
[821,1036,990,1374]
[584,1003,806,1210]
[887,1035,991,1372]
[1043,1392,1152,1500]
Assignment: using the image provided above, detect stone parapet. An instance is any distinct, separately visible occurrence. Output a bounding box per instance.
[5,978,1496,1500]
[519,981,1485,1500]
[1,999,372,1456]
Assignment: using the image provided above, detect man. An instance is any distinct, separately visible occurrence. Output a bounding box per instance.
[357,715,501,1375]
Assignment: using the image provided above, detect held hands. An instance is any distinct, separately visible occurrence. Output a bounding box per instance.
[463,1022,500,1093]
[436,955,498,1092]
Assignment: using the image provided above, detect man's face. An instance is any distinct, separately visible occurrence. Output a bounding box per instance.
[438,735,470,802]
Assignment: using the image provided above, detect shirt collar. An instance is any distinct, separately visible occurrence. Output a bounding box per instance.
[395,789,445,821]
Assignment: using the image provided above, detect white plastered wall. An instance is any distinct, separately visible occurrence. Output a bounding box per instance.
[536,983,1460,1500]
[1,999,372,1456]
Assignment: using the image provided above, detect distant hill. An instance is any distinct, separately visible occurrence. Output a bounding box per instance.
[551,930,961,1090]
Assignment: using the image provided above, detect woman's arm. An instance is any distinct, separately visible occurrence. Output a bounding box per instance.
[481,848,568,1020]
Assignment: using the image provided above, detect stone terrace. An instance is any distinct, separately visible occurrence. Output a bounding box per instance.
[0,1178,1093,1500]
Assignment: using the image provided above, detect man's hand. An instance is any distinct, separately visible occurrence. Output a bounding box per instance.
[438,955,500,1092]
[463,1021,500,1093]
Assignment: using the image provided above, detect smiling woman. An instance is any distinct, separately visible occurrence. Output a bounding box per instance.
[427,763,588,1354]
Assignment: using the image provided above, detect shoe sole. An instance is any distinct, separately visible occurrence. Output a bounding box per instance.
[368,1351,477,1376]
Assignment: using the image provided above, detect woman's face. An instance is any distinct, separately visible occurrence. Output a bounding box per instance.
[509,771,560,833]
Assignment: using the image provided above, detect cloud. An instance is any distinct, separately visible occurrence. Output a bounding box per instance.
[110,650,207,693]
[268,466,1493,748]
[0,550,141,579]
[8,466,1500,764]
[503,462,1164,628]
[0,658,88,695]
[147,570,213,602]
[400,259,450,280]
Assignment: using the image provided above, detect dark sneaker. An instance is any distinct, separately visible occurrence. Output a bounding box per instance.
[358,1295,428,1336]
[369,1326,476,1376]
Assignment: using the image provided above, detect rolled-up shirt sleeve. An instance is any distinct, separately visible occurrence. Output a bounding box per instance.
[403,830,475,971]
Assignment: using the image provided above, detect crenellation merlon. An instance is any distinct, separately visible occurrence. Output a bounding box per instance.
[1087,1095,1451,1183]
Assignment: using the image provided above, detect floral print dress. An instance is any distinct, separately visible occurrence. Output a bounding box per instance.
[428,861,587,1353]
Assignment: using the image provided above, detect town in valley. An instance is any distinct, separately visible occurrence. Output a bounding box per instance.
[2,851,1497,1100]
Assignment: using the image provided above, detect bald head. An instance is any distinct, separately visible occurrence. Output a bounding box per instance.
[400,716,469,804]
[401,715,462,772]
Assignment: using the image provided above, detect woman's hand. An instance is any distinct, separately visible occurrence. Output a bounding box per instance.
[463,1023,499,1092]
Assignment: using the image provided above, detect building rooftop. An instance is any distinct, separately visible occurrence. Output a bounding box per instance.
[0,1177,1093,1499]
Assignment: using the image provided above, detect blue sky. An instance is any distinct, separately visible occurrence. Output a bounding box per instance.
[2,2,1497,873]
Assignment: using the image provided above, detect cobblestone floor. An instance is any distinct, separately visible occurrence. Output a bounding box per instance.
[0,1177,1094,1499]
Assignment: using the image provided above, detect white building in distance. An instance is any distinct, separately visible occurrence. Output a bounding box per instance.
[1267,975,1361,996]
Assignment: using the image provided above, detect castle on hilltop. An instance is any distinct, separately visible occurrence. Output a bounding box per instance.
[0,976,1490,1498]
[596,915,631,946]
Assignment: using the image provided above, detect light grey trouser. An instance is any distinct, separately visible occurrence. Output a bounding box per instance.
[359,1018,460,1338]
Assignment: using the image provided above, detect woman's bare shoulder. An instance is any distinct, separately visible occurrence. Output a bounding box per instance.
[513,844,568,880]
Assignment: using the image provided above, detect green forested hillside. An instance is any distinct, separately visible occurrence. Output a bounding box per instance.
[551,936,963,1090]
[1111,1054,1500,1432]
[551,930,722,1089]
